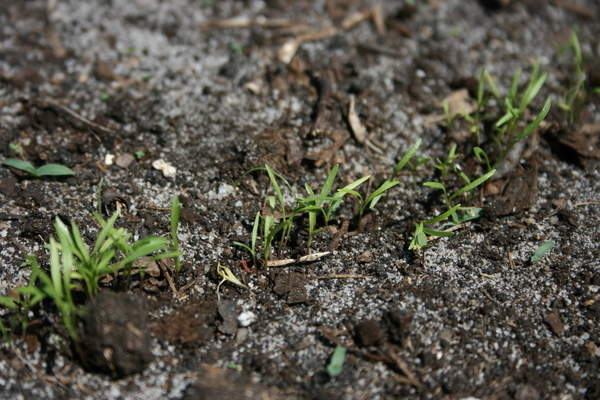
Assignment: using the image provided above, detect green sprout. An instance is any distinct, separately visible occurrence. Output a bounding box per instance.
[556,31,587,123]
[9,143,22,154]
[434,144,461,179]
[423,169,496,211]
[0,207,182,342]
[135,150,146,160]
[476,96,552,171]
[494,59,548,144]
[530,241,555,264]
[326,345,347,378]
[2,158,75,178]
[170,196,182,285]
[409,205,461,252]
[233,211,261,267]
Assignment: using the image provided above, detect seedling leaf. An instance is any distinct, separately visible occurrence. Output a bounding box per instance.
[449,170,496,201]
[2,159,39,177]
[326,345,347,378]
[391,139,422,180]
[424,204,461,224]
[36,164,75,176]
[530,241,555,263]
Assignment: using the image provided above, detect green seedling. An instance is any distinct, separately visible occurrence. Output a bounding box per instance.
[364,139,423,209]
[2,158,75,178]
[0,208,181,342]
[434,144,461,179]
[235,142,422,261]
[530,241,555,264]
[424,169,496,211]
[494,59,548,144]
[470,66,500,143]
[58,211,177,298]
[492,96,551,170]
[445,207,482,226]
[135,150,146,160]
[409,204,461,252]
[9,142,22,154]
[326,345,347,378]
[556,31,587,123]
[170,196,182,285]
[233,211,261,266]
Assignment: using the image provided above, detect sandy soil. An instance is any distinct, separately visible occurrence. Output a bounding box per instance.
[0,0,599,399]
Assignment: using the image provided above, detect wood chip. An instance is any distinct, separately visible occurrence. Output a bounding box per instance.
[348,95,367,144]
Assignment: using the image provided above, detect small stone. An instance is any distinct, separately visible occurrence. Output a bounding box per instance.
[544,312,564,336]
[237,311,256,327]
[115,153,135,169]
[218,300,238,336]
[104,154,115,165]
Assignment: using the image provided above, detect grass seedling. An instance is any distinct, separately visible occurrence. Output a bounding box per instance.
[233,211,261,267]
[326,345,347,378]
[409,204,462,252]
[434,144,461,179]
[556,31,586,123]
[56,210,176,297]
[530,241,555,264]
[492,96,551,170]
[0,209,181,342]
[170,196,182,284]
[424,169,496,211]
[2,158,75,178]
[494,60,548,144]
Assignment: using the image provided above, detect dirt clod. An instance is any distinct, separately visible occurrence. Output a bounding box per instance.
[77,292,153,378]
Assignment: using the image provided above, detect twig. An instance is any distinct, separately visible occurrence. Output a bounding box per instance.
[202,17,296,29]
[307,274,373,280]
[381,344,421,387]
[546,0,595,19]
[41,98,115,136]
[157,259,179,295]
[575,201,600,206]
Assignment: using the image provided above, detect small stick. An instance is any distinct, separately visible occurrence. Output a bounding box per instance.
[42,98,115,136]
[139,205,172,211]
[307,274,373,280]
[575,201,600,206]
[381,344,421,387]
[157,259,179,295]
[546,0,595,19]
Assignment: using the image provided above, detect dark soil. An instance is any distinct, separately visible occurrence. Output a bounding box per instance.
[1,1,599,399]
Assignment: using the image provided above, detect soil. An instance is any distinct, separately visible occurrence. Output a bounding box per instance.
[1,0,599,399]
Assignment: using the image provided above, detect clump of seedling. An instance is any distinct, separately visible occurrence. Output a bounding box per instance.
[409,167,496,252]
[0,199,182,342]
[234,141,423,264]
[443,61,551,173]
[555,31,598,123]
[2,158,75,178]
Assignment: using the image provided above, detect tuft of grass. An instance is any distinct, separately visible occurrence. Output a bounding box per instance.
[556,31,586,123]
[0,209,181,341]
[2,158,75,178]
